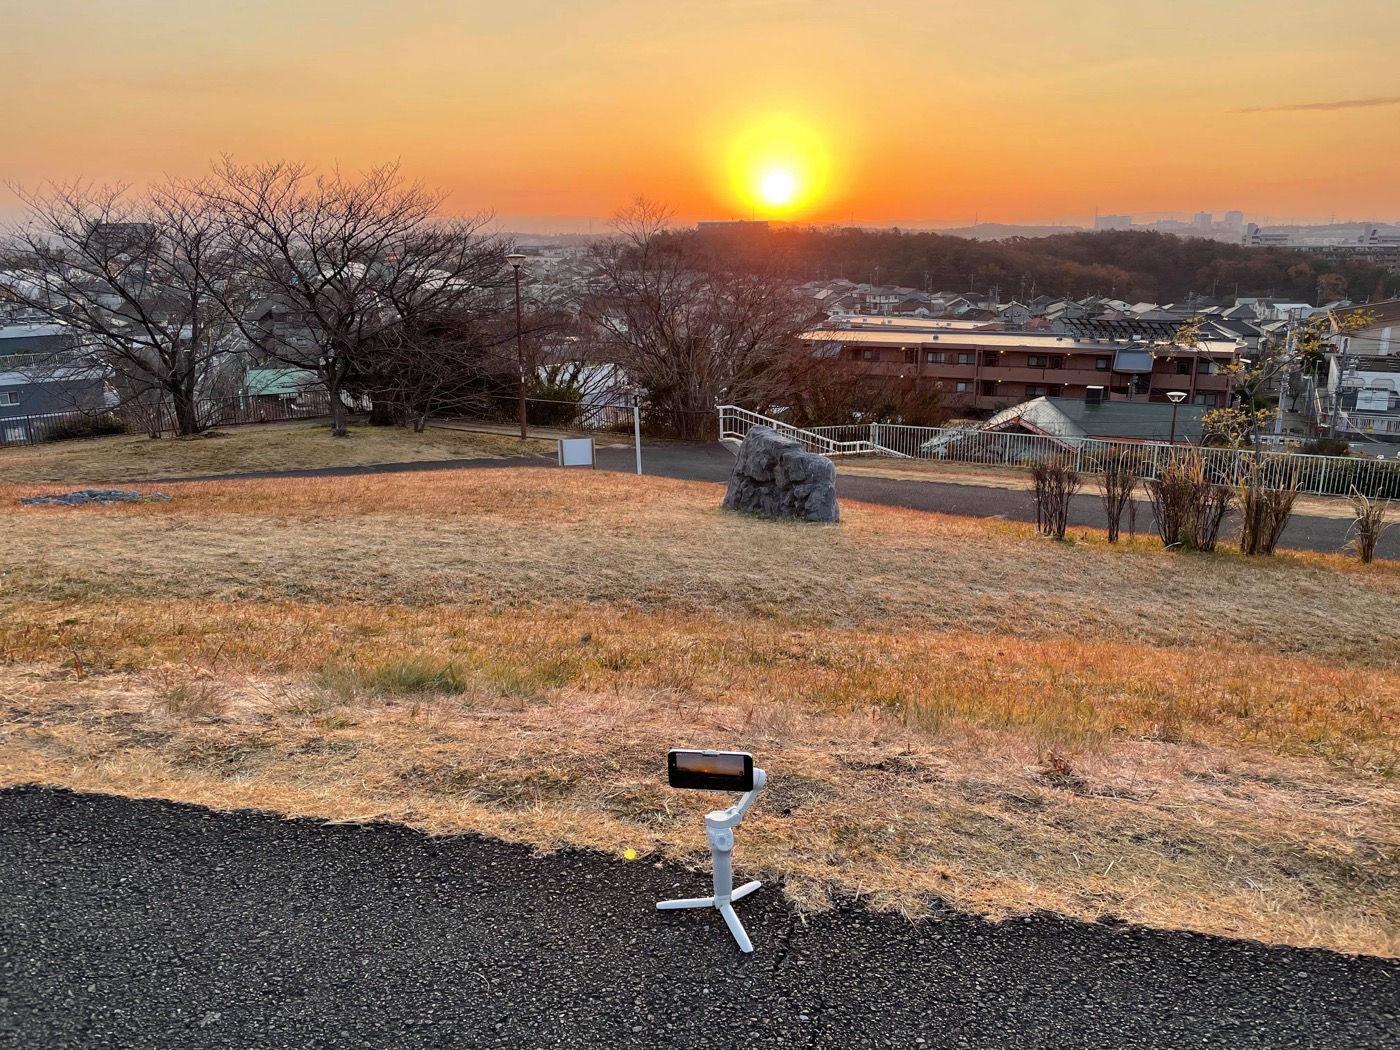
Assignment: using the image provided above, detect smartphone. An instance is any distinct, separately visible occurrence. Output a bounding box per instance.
[667,749,755,792]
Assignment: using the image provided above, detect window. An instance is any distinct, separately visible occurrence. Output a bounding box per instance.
[1195,393,1221,407]
[980,380,997,397]
[926,351,945,364]
[957,352,975,366]
[1096,357,1111,370]
[1027,355,1049,368]
[1025,384,1047,397]
[903,349,918,364]
[1,392,18,406]
[954,380,973,393]
[1197,359,1218,375]
[1175,359,1192,375]
[862,349,878,362]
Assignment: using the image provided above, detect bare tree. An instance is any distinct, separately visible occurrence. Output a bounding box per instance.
[582,198,819,440]
[2,179,245,436]
[202,159,507,437]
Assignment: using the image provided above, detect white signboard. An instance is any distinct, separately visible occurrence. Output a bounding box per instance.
[557,437,596,468]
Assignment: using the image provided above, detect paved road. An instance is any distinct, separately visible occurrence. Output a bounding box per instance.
[146,441,1396,559]
[2,787,1396,1049]
[591,444,1399,560]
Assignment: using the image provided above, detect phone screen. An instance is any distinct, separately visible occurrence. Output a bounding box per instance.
[668,750,754,791]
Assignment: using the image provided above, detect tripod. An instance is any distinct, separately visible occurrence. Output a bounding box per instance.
[656,768,766,952]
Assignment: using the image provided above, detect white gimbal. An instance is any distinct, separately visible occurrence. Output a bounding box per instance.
[656,749,767,953]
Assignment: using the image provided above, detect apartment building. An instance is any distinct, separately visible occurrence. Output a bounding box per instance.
[802,318,1243,412]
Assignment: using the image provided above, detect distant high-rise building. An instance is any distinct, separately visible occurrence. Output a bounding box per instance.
[1095,214,1131,231]
[1193,211,1213,229]
[1223,210,1245,230]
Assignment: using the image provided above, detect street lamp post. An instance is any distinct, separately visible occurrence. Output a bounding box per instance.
[507,252,527,440]
[1166,390,1187,445]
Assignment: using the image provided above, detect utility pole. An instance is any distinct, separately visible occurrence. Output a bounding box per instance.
[507,252,527,439]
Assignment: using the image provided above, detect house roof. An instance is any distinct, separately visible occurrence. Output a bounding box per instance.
[984,396,1209,443]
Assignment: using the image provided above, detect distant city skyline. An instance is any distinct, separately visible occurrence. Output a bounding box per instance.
[494,212,1400,238]
[4,1,1399,227]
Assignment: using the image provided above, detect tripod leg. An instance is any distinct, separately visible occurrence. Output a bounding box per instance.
[730,880,761,902]
[656,896,715,910]
[718,903,754,953]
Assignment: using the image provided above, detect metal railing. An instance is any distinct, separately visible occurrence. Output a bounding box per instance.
[716,406,1400,498]
[0,390,332,449]
[718,405,879,456]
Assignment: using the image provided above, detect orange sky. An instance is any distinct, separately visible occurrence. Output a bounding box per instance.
[4,1,1399,231]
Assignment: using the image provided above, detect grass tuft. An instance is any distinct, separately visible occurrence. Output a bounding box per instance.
[320,658,469,700]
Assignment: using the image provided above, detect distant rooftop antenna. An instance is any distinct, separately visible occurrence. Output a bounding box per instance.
[657,750,767,953]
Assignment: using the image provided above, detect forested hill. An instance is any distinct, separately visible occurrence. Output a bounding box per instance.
[756,227,1395,305]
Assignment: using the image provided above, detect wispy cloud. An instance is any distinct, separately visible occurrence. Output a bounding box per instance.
[1235,95,1400,114]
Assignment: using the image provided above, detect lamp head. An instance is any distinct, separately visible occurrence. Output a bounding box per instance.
[506,252,527,269]
[1166,391,1187,404]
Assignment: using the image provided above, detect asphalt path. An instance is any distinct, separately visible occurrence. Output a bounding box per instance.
[606,445,1398,560]
[140,441,1396,559]
[2,787,1396,1049]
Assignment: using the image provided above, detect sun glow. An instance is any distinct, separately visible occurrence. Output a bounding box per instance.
[759,168,798,206]
[720,113,833,217]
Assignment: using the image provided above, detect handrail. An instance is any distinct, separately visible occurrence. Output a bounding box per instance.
[717,405,877,456]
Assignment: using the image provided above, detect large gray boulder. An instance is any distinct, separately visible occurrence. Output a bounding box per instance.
[722,425,840,523]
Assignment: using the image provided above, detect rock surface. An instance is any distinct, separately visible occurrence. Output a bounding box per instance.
[722,425,839,523]
[18,489,171,506]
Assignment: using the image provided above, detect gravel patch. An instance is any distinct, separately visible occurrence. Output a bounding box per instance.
[17,489,171,506]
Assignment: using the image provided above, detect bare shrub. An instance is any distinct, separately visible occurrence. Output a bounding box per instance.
[1195,483,1236,554]
[1146,451,1234,552]
[1344,489,1393,564]
[1239,461,1298,557]
[1095,452,1139,544]
[1147,454,1204,549]
[1029,459,1081,540]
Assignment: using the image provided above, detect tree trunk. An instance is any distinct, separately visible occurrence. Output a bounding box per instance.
[369,398,399,427]
[328,386,349,437]
[171,382,200,437]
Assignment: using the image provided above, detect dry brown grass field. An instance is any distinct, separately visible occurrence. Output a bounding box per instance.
[0,420,553,483]
[1,468,1396,955]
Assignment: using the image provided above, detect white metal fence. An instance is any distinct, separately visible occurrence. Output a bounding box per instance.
[717,405,1400,499]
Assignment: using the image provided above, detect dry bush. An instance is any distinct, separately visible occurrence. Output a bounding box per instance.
[1239,461,1299,557]
[1195,481,1236,554]
[1029,458,1081,540]
[1094,452,1139,544]
[1345,489,1394,565]
[1146,452,1233,551]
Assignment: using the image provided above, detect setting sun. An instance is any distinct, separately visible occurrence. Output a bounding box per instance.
[717,112,835,218]
[759,169,798,206]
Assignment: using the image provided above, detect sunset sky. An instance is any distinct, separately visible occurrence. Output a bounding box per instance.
[4,0,1399,231]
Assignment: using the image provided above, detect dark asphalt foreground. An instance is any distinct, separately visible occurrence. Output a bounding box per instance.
[2,788,1396,1050]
